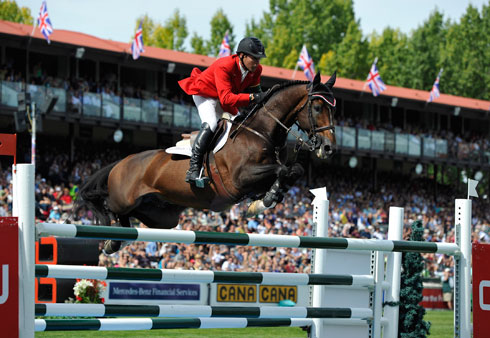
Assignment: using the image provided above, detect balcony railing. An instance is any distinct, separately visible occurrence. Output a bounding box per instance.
[1,80,488,166]
[336,126,488,164]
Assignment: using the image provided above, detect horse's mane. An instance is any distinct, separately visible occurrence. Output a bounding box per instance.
[245,78,331,119]
[268,79,310,97]
[266,79,331,101]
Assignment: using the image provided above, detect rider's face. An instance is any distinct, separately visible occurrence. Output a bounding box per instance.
[242,54,260,72]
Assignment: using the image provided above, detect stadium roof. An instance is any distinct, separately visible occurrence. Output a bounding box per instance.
[1,20,489,112]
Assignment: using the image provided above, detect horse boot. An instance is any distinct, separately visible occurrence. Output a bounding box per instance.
[103,240,121,255]
[262,179,284,208]
[186,122,213,188]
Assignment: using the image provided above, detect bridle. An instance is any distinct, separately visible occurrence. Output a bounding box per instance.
[262,87,336,152]
[229,84,336,154]
[294,89,336,150]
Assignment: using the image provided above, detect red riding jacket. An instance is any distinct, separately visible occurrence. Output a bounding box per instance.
[178,54,262,115]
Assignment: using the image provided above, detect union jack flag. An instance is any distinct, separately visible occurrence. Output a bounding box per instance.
[365,59,386,97]
[218,31,231,58]
[37,1,53,44]
[297,45,315,81]
[428,68,443,102]
[131,21,144,60]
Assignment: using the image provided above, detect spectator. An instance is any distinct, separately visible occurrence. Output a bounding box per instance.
[441,268,454,310]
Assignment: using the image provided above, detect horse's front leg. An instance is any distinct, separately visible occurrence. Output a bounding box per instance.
[247,163,304,216]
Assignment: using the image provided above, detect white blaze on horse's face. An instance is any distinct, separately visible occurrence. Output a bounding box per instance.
[312,103,336,159]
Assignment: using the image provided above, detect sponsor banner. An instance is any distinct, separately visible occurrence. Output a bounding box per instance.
[211,284,307,306]
[0,217,18,338]
[473,243,490,337]
[420,287,445,309]
[259,285,297,303]
[102,280,207,305]
[216,284,256,303]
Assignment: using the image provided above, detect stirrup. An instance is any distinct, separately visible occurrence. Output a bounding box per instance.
[194,176,210,188]
[187,167,210,188]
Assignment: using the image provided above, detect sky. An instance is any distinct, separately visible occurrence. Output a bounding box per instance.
[16,0,488,47]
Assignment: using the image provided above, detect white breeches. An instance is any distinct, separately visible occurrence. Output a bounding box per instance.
[192,95,224,132]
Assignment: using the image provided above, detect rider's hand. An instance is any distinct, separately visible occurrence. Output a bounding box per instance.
[250,92,267,104]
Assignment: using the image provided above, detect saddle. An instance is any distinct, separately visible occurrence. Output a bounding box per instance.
[166,113,241,157]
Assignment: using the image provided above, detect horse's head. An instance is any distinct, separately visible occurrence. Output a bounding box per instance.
[297,71,337,159]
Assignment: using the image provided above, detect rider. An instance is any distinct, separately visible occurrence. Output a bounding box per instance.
[178,37,268,186]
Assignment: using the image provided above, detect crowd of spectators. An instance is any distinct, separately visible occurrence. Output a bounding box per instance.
[0,139,488,283]
[1,61,489,284]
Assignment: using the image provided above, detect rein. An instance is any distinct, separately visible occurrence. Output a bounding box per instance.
[224,116,274,147]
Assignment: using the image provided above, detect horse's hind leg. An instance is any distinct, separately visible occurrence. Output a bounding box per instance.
[129,193,185,229]
[103,215,130,255]
[103,193,185,255]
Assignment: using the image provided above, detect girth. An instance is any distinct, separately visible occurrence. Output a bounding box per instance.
[203,148,241,205]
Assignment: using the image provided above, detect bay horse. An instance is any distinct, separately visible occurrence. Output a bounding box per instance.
[75,71,337,253]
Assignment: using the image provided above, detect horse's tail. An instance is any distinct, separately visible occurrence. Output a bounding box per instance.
[73,161,120,225]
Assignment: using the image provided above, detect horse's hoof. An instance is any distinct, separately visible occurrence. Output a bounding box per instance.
[103,240,121,255]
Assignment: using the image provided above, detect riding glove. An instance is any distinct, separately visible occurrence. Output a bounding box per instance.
[250,92,267,104]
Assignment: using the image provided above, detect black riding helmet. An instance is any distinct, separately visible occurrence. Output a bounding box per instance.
[236,37,266,59]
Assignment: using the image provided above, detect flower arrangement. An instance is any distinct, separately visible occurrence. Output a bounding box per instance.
[66,279,106,304]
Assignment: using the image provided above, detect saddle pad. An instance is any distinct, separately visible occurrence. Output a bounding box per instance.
[165,120,232,157]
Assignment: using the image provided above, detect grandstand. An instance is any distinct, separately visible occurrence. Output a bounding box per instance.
[0,19,489,313]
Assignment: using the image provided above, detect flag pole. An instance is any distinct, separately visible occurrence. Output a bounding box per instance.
[292,64,298,79]
[293,45,307,79]
[30,23,36,37]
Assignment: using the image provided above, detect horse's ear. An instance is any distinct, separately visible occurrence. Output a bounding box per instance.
[313,71,321,85]
[325,71,337,89]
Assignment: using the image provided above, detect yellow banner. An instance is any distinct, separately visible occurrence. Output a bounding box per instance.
[259,285,297,303]
[216,284,256,302]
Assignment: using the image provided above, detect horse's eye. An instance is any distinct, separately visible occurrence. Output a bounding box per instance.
[313,105,322,113]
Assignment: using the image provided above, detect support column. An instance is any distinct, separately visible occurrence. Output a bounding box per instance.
[311,188,329,338]
[454,199,472,338]
[95,60,100,83]
[384,207,403,338]
[13,164,35,338]
[1,45,5,65]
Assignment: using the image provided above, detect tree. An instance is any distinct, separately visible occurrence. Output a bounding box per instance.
[246,0,356,69]
[440,4,489,100]
[133,14,156,47]
[368,27,410,87]
[207,9,235,57]
[398,220,431,338]
[135,10,188,51]
[245,11,274,50]
[404,10,448,90]
[319,20,369,79]
[156,9,188,51]
[0,0,33,25]
[190,33,207,55]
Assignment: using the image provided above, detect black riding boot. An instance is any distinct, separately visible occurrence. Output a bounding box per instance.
[186,122,213,185]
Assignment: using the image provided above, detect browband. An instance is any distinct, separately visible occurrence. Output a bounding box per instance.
[310,93,336,108]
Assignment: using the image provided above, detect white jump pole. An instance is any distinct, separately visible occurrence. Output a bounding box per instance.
[13,163,35,338]
[310,188,329,338]
[384,207,403,337]
[455,199,472,338]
